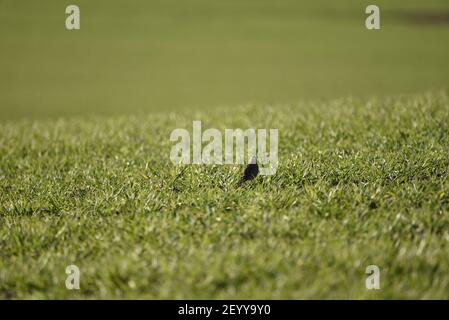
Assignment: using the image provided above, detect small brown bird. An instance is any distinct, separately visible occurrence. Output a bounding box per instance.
[238,156,259,186]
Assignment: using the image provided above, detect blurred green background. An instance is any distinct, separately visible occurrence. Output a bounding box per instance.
[1,0,448,120]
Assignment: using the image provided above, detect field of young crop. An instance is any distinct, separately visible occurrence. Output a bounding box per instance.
[1,0,448,299]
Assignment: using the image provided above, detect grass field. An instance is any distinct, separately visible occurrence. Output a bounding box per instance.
[1,0,449,119]
[1,0,449,299]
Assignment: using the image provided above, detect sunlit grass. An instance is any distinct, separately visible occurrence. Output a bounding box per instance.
[1,91,448,298]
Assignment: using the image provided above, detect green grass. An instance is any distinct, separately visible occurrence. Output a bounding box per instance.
[1,0,449,120]
[1,0,449,299]
[1,91,449,298]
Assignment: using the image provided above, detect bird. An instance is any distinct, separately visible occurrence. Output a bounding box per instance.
[238,155,259,186]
